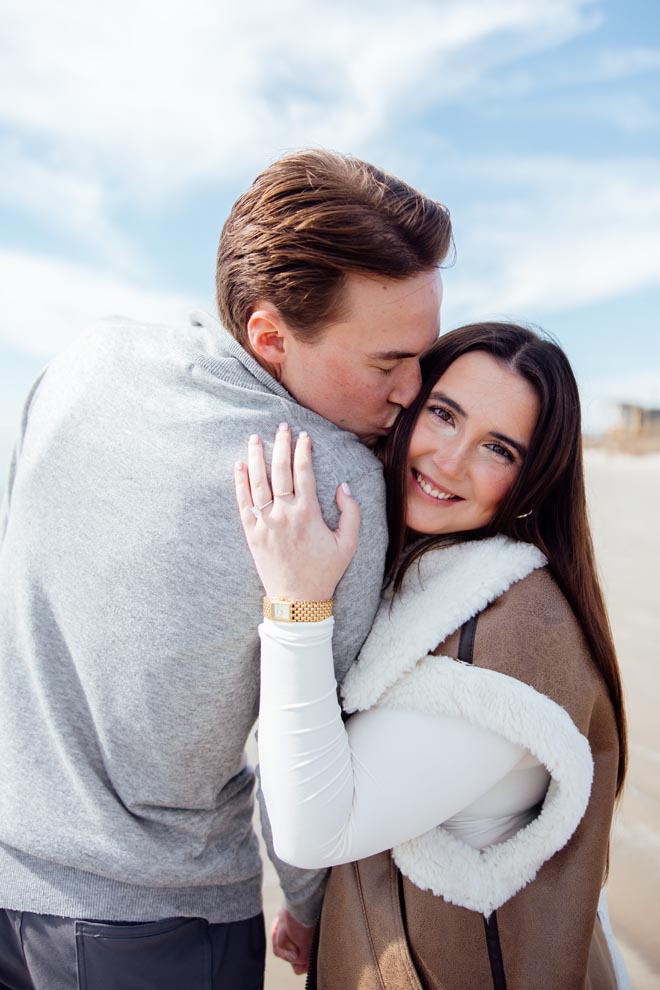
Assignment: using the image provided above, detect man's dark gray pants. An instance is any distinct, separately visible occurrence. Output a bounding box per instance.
[0,910,265,989]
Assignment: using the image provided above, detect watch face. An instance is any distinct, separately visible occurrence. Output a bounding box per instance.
[272,601,292,621]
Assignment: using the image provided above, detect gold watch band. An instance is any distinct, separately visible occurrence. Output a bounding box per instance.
[263,597,333,623]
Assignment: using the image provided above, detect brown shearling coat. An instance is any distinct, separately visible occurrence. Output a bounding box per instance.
[312,565,620,990]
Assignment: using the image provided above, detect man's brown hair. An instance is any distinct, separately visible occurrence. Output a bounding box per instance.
[216,149,453,344]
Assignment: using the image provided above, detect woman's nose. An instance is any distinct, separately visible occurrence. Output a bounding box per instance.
[432,440,468,480]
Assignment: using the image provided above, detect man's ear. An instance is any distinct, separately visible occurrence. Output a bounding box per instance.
[246,304,289,368]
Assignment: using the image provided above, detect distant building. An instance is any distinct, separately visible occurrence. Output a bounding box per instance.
[601,403,660,453]
[616,403,660,435]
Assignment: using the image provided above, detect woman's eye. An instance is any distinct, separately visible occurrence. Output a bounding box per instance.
[429,405,454,424]
[377,366,395,376]
[486,442,515,462]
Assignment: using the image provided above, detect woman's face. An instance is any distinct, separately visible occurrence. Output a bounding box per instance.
[405,351,540,536]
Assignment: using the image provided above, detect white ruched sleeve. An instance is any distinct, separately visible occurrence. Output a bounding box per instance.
[258,618,549,870]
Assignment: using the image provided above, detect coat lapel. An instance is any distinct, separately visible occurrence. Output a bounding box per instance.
[341,536,546,713]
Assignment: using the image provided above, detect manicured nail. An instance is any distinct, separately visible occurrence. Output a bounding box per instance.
[299,430,308,439]
[341,482,351,495]
[235,460,244,471]
[278,422,289,432]
[249,434,259,444]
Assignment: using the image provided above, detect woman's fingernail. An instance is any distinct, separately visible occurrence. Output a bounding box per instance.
[278,422,289,432]
[299,430,308,439]
[249,434,259,444]
[235,460,244,471]
[341,482,351,495]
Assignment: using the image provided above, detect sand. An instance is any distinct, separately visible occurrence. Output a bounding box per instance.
[586,451,660,988]
[254,449,660,988]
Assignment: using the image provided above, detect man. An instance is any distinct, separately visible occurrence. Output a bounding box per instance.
[0,150,451,987]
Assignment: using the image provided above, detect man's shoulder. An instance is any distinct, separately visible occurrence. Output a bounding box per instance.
[79,314,202,360]
[37,313,384,490]
[289,412,384,488]
[39,315,195,386]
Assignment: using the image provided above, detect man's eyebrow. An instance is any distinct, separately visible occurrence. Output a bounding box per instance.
[367,349,420,361]
[428,392,528,457]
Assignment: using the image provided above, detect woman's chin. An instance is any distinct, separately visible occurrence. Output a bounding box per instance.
[405,516,456,537]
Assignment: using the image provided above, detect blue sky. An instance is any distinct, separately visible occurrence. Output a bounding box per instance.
[1,0,659,470]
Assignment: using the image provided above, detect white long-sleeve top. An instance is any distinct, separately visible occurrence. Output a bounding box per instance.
[258,617,549,870]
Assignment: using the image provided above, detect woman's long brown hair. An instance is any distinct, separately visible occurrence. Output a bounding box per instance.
[381,322,627,797]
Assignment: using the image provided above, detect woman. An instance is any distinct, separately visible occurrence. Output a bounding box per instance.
[234,323,628,989]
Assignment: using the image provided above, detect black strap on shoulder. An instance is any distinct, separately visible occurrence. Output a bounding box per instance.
[457,613,478,664]
[304,916,321,990]
[484,911,508,989]
[458,613,507,989]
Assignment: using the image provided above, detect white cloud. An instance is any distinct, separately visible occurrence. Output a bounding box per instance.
[0,0,597,196]
[0,250,202,357]
[534,45,660,89]
[442,156,660,324]
[3,150,659,369]
[469,44,660,133]
[589,92,659,133]
[590,46,660,81]
[500,42,660,91]
[0,137,141,270]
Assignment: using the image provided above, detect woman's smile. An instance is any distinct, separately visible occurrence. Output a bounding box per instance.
[411,469,463,503]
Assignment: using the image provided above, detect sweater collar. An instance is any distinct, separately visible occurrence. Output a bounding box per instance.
[189,310,295,401]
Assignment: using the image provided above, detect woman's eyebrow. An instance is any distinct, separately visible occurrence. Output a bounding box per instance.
[491,432,527,457]
[428,391,465,416]
[429,391,527,457]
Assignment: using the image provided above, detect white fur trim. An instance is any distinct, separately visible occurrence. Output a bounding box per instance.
[342,536,547,713]
[385,657,593,916]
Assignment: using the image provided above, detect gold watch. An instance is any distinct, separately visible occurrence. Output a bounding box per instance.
[263,597,333,623]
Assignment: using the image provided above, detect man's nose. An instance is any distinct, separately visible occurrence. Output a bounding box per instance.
[388,362,422,409]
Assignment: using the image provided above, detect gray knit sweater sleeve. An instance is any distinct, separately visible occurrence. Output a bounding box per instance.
[0,370,46,543]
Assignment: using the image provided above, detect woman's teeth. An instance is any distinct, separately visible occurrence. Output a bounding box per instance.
[414,470,457,500]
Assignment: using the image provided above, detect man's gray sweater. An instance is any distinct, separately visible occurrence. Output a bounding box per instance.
[0,311,387,925]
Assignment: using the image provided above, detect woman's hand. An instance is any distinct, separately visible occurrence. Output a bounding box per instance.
[234,424,360,601]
